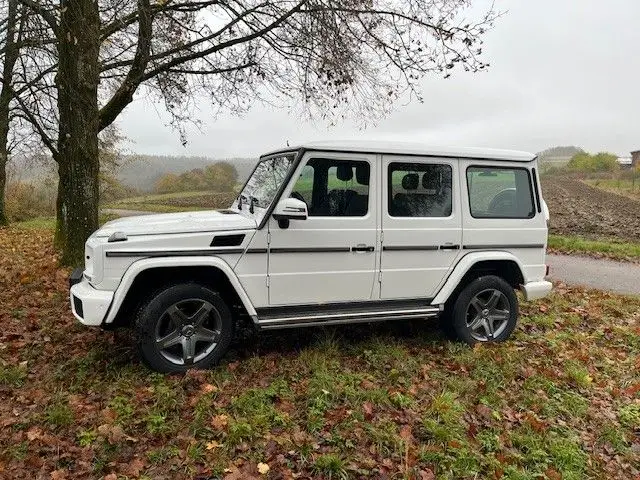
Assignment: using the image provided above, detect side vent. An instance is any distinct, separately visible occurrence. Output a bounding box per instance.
[210,234,245,247]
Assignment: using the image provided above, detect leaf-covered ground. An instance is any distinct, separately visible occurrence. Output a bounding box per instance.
[1,227,639,480]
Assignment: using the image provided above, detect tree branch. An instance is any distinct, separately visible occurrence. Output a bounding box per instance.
[99,0,152,131]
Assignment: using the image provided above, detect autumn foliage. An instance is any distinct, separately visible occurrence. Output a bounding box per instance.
[155,162,239,194]
[1,228,639,479]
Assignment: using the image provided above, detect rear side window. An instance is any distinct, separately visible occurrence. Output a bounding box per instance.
[388,163,452,217]
[466,167,534,219]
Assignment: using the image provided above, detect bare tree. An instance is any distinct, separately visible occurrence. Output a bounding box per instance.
[0,0,54,225]
[15,0,498,266]
[0,0,20,225]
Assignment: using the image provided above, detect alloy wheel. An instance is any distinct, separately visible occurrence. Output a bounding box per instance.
[465,288,510,341]
[155,298,221,365]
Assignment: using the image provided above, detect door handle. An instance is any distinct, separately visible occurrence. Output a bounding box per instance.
[352,244,375,252]
[439,244,460,250]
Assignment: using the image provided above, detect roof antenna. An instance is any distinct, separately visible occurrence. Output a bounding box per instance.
[286,139,290,147]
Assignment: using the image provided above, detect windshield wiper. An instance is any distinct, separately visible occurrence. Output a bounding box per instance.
[237,194,248,210]
[249,196,258,214]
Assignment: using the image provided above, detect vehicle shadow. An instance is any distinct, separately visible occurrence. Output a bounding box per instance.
[104,317,446,371]
[227,316,445,362]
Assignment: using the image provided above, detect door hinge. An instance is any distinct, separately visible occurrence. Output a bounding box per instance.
[378,270,383,283]
[380,231,384,243]
[267,232,272,244]
[266,275,270,287]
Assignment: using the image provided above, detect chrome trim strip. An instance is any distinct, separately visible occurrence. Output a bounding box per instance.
[105,248,244,258]
[259,307,440,325]
[463,244,545,250]
[260,311,440,330]
[269,247,351,253]
[382,245,439,251]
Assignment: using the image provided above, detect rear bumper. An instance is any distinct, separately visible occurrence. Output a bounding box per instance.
[520,280,553,301]
[70,277,114,326]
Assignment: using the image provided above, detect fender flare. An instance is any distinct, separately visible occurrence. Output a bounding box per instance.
[104,256,257,324]
[431,251,526,305]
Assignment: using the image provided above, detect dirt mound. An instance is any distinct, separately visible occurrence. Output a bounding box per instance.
[542,176,640,242]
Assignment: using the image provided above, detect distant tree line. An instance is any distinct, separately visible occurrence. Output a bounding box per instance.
[567,152,619,172]
[155,162,238,194]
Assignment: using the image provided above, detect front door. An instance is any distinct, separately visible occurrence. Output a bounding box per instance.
[380,156,462,299]
[267,152,378,305]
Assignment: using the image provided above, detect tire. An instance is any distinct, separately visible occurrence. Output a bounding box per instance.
[134,283,234,373]
[450,275,518,345]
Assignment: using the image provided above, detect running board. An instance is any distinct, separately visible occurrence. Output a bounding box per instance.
[257,305,441,330]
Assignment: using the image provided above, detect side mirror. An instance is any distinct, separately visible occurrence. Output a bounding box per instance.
[273,197,308,223]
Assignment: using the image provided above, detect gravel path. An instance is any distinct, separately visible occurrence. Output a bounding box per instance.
[547,253,640,296]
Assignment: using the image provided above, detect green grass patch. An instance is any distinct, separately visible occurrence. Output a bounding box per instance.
[0,363,27,387]
[548,234,640,261]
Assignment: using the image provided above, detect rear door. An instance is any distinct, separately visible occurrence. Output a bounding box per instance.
[380,156,462,299]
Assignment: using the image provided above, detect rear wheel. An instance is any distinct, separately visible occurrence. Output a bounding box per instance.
[135,283,233,373]
[450,275,518,344]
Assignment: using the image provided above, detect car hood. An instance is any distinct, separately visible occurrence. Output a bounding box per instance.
[95,210,257,238]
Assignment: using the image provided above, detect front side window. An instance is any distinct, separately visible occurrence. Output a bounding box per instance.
[388,162,452,217]
[238,154,295,209]
[466,166,534,218]
[290,158,370,216]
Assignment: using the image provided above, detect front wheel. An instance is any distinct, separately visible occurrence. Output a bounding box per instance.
[135,283,234,373]
[450,275,518,345]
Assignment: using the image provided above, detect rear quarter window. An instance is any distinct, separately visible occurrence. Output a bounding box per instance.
[466,166,535,219]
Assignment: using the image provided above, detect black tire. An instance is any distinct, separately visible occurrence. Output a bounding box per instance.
[450,275,518,345]
[135,283,233,373]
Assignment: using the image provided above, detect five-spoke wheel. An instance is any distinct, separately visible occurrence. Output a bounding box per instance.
[449,275,518,345]
[135,284,233,373]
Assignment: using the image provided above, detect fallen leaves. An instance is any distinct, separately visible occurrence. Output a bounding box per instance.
[210,414,229,431]
[1,228,640,479]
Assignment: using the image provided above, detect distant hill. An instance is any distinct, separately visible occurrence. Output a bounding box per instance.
[537,146,584,164]
[119,155,258,191]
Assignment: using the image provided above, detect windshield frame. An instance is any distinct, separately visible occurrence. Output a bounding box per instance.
[234,149,302,228]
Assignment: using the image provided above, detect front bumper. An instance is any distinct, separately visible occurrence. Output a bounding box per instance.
[520,280,553,301]
[69,274,114,326]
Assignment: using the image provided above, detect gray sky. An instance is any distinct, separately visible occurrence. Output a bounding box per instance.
[118,0,640,158]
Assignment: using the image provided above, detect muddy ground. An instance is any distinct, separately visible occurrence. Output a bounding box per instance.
[542,176,640,243]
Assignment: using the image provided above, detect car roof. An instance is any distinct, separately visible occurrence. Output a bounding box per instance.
[262,140,536,162]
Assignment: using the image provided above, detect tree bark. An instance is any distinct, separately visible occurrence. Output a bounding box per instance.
[55,0,101,266]
[0,0,19,226]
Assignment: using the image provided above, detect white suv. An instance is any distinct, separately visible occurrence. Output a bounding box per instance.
[70,141,552,373]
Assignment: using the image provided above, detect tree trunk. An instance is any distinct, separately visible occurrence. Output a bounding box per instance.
[0,0,19,226]
[55,0,101,266]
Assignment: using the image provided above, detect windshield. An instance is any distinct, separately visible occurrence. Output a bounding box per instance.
[237,154,296,210]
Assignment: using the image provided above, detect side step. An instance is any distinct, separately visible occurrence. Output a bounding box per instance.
[256,301,441,330]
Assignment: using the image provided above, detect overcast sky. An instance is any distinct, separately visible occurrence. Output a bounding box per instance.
[118,0,640,159]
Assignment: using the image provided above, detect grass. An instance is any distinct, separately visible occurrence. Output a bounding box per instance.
[14,213,121,230]
[104,202,205,213]
[586,177,640,199]
[1,228,640,478]
[548,234,640,261]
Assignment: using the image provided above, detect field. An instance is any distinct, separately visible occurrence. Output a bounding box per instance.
[106,191,238,213]
[1,227,640,479]
[585,178,640,201]
[542,176,640,243]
